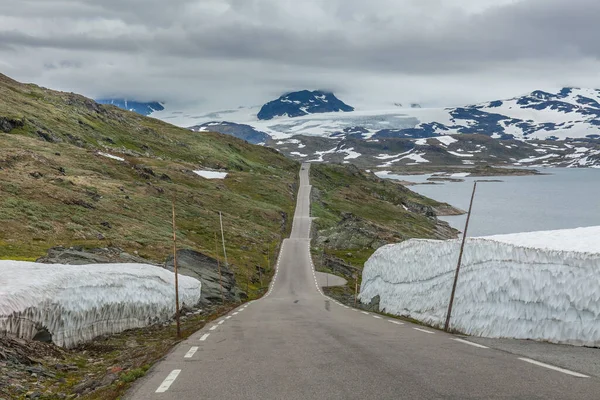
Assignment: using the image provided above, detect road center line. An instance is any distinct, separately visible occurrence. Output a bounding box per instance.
[184,346,199,358]
[200,333,210,341]
[156,370,181,393]
[453,339,489,349]
[414,328,435,334]
[209,325,218,331]
[518,358,589,378]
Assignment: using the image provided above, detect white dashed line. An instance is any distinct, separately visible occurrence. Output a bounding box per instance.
[518,358,589,378]
[372,315,382,319]
[453,339,489,349]
[225,316,232,320]
[218,320,225,325]
[361,311,369,315]
[414,328,435,334]
[200,333,210,341]
[388,320,404,325]
[156,370,181,393]
[184,346,199,358]
[209,325,218,331]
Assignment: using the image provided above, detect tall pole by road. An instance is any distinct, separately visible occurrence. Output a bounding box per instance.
[215,232,224,304]
[219,211,229,269]
[172,198,181,338]
[444,181,478,332]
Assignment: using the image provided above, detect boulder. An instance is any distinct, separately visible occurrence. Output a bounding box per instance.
[165,249,241,305]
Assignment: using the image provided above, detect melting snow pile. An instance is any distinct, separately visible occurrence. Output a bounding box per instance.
[193,170,228,179]
[0,261,201,348]
[359,226,600,346]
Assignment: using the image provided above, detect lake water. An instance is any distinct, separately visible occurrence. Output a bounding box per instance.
[381,168,600,237]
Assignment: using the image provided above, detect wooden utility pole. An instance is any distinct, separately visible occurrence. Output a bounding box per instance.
[246,268,250,295]
[172,198,181,338]
[219,212,229,269]
[444,181,478,332]
[215,232,224,304]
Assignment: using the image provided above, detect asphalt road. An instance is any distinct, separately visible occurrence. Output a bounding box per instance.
[127,163,600,399]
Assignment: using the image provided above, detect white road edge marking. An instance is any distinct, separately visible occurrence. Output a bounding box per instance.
[156,369,181,393]
[232,312,238,315]
[518,358,589,378]
[225,316,232,320]
[200,333,210,341]
[414,328,435,334]
[184,346,199,358]
[361,311,369,315]
[209,325,218,331]
[388,320,404,325]
[218,320,225,325]
[372,315,382,319]
[453,338,489,349]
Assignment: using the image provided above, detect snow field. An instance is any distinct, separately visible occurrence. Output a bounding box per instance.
[0,261,201,348]
[359,227,600,346]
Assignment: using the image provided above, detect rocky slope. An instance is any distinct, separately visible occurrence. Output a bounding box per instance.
[96,99,164,116]
[270,133,600,169]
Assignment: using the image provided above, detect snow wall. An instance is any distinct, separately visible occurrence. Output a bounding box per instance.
[0,261,201,348]
[359,231,600,346]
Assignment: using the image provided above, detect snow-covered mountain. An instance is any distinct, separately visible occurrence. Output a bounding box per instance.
[96,99,164,116]
[257,90,354,120]
[159,88,600,168]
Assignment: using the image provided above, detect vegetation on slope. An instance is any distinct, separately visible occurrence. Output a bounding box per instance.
[309,163,461,297]
[0,73,298,298]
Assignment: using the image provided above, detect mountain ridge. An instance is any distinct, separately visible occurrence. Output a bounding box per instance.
[257,90,354,120]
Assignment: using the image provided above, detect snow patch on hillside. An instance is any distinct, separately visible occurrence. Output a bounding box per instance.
[98,152,125,162]
[359,226,600,346]
[194,170,228,179]
[0,261,201,348]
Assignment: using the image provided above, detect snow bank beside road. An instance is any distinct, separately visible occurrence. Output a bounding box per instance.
[359,227,600,346]
[0,261,201,348]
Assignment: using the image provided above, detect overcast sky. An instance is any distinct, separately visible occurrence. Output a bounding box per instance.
[1,0,599,111]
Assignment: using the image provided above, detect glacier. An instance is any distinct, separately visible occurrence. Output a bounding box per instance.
[0,261,201,348]
[359,226,600,346]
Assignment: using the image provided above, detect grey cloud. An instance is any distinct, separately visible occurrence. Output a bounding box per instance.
[1,0,599,110]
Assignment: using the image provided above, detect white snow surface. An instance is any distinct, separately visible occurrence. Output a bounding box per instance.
[435,136,458,146]
[193,170,228,179]
[98,152,125,162]
[0,261,201,348]
[359,226,600,346]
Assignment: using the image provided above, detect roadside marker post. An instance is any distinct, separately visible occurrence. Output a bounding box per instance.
[353,272,358,307]
[444,181,478,332]
[215,232,224,304]
[172,198,181,338]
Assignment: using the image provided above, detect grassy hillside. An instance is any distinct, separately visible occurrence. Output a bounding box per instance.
[309,163,461,305]
[310,163,460,268]
[0,74,298,298]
